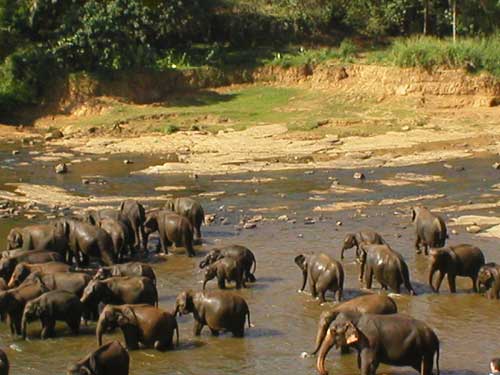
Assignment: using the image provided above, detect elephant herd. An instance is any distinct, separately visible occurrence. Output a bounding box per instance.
[0,196,497,375]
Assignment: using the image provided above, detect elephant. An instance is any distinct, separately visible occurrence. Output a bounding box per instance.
[97,304,179,351]
[199,245,257,282]
[96,219,127,262]
[94,263,156,285]
[144,210,195,257]
[295,253,344,303]
[85,209,134,254]
[119,200,147,251]
[164,197,205,241]
[306,294,398,357]
[411,206,447,255]
[174,290,251,337]
[6,224,68,254]
[203,257,246,290]
[340,230,386,260]
[81,277,158,317]
[8,261,71,288]
[67,340,129,375]
[0,349,8,375]
[54,218,115,266]
[477,263,500,299]
[21,290,83,339]
[23,271,92,297]
[359,244,416,295]
[316,312,440,375]
[0,251,62,285]
[0,280,47,335]
[429,244,485,293]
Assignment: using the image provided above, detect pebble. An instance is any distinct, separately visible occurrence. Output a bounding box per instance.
[466,225,481,234]
[243,222,257,229]
[221,218,231,225]
[304,170,315,175]
[55,163,68,174]
[288,219,297,224]
[493,162,500,170]
[12,150,20,155]
[353,172,365,180]
[277,215,289,221]
[443,163,453,169]
[304,217,316,225]
[451,229,458,235]
[123,159,133,164]
[298,234,303,238]
[336,220,343,226]
[401,125,410,131]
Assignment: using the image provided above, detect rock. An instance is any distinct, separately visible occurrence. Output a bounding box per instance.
[12,150,20,155]
[316,119,329,127]
[288,219,297,224]
[298,233,303,238]
[454,166,465,172]
[247,215,263,224]
[451,229,458,235]
[304,217,316,225]
[493,162,500,170]
[25,214,36,220]
[44,130,64,141]
[55,163,68,174]
[353,172,366,180]
[336,220,343,226]
[466,225,481,234]
[205,214,216,223]
[217,205,225,212]
[123,159,133,165]
[401,126,410,131]
[443,163,453,169]
[347,152,372,160]
[277,215,289,221]
[221,218,231,225]
[87,127,97,134]
[82,179,90,185]
[304,170,315,175]
[243,222,257,229]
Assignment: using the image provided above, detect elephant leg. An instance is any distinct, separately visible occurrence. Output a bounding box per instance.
[158,230,168,255]
[471,276,478,292]
[360,351,378,375]
[232,327,244,338]
[41,320,55,339]
[335,287,342,302]
[67,318,80,335]
[424,243,429,256]
[434,270,445,292]
[154,340,167,351]
[359,261,365,281]
[310,280,318,299]
[318,287,326,303]
[364,267,373,290]
[209,328,220,336]
[421,355,434,375]
[193,321,203,336]
[217,277,226,289]
[447,274,457,293]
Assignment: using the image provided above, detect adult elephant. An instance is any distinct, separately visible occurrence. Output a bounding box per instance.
[94,263,156,285]
[80,277,158,317]
[340,230,386,260]
[411,206,447,255]
[478,263,500,299]
[0,251,62,284]
[97,304,179,351]
[96,219,127,262]
[6,224,68,255]
[21,290,83,339]
[203,257,246,290]
[67,340,129,375]
[164,197,205,241]
[359,244,416,295]
[316,312,440,375]
[23,272,92,297]
[144,210,195,257]
[0,349,8,375]
[295,253,344,303]
[85,209,134,255]
[199,245,256,282]
[174,290,251,337]
[0,280,47,335]
[7,262,71,288]
[429,244,485,293]
[119,200,147,251]
[54,218,115,266]
[306,294,398,357]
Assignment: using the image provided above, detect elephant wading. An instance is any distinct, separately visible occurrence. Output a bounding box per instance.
[96,219,127,262]
[6,224,68,254]
[478,263,500,299]
[8,262,71,288]
[164,197,205,241]
[295,253,344,303]
[199,245,257,282]
[0,251,62,282]
[359,244,415,295]
[144,210,195,257]
[97,304,179,351]
[94,263,156,285]
[22,290,83,339]
[175,290,251,337]
[341,230,386,260]
[411,206,447,255]
[203,257,246,290]
[81,277,158,316]
[316,312,440,375]
[119,200,147,251]
[307,294,398,356]
[23,272,92,297]
[67,340,129,375]
[429,244,485,293]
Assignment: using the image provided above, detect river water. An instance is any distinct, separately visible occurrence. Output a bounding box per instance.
[0,141,499,375]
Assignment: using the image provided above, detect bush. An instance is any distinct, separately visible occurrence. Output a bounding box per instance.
[163,124,180,134]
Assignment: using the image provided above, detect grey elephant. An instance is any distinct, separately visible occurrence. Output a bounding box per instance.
[6,224,68,255]
[22,290,83,339]
[67,340,129,375]
[478,263,500,299]
[295,253,344,303]
[119,200,147,251]
[429,244,485,293]
[411,206,447,255]
[199,245,256,282]
[0,250,62,283]
[203,257,246,290]
[97,304,179,351]
[165,197,205,241]
[96,219,127,262]
[7,261,71,288]
[94,263,156,285]
[340,230,386,260]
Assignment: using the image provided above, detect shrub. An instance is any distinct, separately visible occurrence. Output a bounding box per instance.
[163,124,180,134]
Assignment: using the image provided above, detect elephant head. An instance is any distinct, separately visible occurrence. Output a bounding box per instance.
[22,299,43,339]
[67,352,102,375]
[8,263,31,288]
[294,254,310,291]
[410,206,420,222]
[477,264,497,291]
[429,247,457,292]
[342,234,357,251]
[199,249,223,269]
[202,265,218,290]
[6,228,23,250]
[81,279,106,308]
[316,321,362,375]
[96,305,137,346]
[143,211,159,236]
[93,267,112,281]
[174,290,195,316]
[309,309,341,356]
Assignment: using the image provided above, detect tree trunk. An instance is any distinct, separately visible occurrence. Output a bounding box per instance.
[423,0,430,35]
[452,0,457,42]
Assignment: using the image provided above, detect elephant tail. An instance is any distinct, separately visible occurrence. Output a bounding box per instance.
[175,320,179,347]
[435,340,440,375]
[246,307,253,328]
[251,252,257,275]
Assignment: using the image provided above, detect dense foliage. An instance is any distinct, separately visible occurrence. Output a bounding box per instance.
[0,0,499,113]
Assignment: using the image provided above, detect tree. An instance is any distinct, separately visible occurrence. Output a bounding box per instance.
[423,0,430,34]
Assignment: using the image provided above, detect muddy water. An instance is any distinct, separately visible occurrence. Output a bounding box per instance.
[0,142,499,375]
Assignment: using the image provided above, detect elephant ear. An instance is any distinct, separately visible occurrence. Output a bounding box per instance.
[410,207,417,222]
[294,254,306,270]
[344,322,359,345]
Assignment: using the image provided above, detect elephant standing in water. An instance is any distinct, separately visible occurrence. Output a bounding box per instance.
[199,245,257,282]
[6,224,68,254]
[340,230,386,260]
[411,206,447,255]
[478,263,500,299]
[165,197,205,241]
[67,340,129,375]
[316,312,440,375]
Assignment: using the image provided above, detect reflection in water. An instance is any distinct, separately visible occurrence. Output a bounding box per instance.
[0,142,499,374]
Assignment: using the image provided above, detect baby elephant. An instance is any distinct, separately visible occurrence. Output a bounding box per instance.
[477,263,500,299]
[295,253,344,303]
[22,290,83,339]
[411,206,447,255]
[429,244,485,293]
[340,230,386,260]
[8,262,71,288]
[97,304,179,351]
[203,257,246,290]
[67,340,129,375]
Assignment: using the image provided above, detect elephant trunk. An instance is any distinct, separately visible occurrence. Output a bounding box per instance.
[96,318,106,346]
[173,304,180,317]
[311,317,332,356]
[21,314,28,340]
[429,263,437,292]
[316,328,335,375]
[202,278,208,290]
[199,260,207,269]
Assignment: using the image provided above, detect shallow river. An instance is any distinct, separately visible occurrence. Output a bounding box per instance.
[0,141,499,375]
